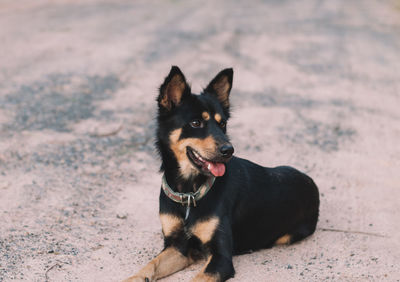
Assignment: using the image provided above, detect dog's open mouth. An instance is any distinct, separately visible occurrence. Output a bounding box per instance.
[186,147,226,177]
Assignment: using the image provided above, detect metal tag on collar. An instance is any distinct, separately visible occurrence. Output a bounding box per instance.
[185,205,190,221]
[185,194,195,220]
[185,202,190,220]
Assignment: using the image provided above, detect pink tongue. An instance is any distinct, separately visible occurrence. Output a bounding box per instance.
[206,161,225,177]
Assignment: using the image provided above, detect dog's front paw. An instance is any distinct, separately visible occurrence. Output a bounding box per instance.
[122,275,151,282]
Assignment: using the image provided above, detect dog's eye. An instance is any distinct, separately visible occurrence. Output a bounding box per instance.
[220,120,226,128]
[190,119,203,128]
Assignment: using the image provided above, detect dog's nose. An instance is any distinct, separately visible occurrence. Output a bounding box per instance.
[220,144,234,158]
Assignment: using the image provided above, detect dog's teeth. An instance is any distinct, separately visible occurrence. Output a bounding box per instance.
[207,164,211,170]
[193,151,204,161]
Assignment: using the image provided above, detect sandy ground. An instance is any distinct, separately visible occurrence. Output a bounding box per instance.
[1,0,400,281]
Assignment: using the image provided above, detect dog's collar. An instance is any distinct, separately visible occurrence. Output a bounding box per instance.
[161,174,215,207]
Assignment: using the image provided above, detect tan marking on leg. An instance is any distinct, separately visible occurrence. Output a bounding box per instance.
[214,113,221,123]
[123,247,192,282]
[202,112,210,121]
[160,214,183,237]
[191,217,219,244]
[199,255,212,274]
[275,234,292,245]
[191,256,220,282]
[192,272,219,282]
[169,129,217,179]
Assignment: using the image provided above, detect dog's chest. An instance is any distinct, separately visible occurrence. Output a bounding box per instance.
[160,213,220,244]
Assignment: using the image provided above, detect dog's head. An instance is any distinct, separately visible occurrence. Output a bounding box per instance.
[156,66,234,179]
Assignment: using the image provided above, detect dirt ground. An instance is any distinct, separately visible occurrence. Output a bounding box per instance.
[1,0,400,281]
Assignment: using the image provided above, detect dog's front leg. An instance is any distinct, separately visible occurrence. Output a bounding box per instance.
[123,247,191,282]
[191,254,234,282]
[192,219,235,282]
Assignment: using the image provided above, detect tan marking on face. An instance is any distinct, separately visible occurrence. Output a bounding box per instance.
[123,247,192,281]
[169,128,182,144]
[160,213,183,237]
[191,217,219,244]
[169,129,217,179]
[275,234,292,245]
[214,113,221,123]
[202,112,210,121]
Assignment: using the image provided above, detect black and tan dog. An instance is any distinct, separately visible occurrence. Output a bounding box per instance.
[124,66,319,282]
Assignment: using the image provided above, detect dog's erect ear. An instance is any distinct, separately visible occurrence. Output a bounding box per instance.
[158,66,190,111]
[204,68,233,109]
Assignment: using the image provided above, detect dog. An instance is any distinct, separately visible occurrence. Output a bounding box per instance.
[124,66,320,282]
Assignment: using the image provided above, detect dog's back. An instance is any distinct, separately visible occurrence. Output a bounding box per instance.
[220,156,319,253]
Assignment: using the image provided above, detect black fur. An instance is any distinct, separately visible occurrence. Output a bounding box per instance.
[155,66,319,281]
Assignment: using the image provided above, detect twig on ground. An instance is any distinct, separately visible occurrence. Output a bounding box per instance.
[318,227,387,238]
[45,263,62,282]
[90,124,123,137]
